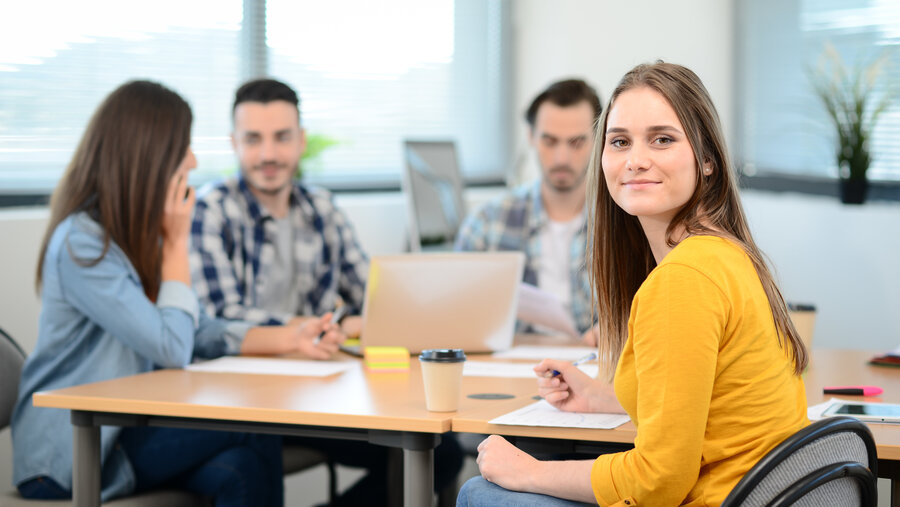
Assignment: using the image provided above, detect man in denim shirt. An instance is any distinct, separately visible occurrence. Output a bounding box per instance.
[455,79,602,345]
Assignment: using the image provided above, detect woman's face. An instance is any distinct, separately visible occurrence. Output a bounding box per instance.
[600,86,701,226]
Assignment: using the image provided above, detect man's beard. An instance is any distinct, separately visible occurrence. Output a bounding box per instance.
[249,163,292,196]
[545,165,587,192]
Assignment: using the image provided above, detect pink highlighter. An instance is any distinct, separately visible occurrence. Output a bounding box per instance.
[823,385,883,396]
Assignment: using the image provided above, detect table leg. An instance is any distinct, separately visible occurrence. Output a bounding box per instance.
[404,447,434,507]
[72,411,101,507]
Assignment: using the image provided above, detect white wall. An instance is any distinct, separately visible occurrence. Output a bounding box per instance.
[742,190,900,351]
[510,0,735,184]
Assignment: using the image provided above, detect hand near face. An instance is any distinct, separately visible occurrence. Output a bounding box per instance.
[476,435,541,491]
[161,150,197,247]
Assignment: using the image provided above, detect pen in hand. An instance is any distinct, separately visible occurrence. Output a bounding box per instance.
[543,352,598,378]
[313,305,348,345]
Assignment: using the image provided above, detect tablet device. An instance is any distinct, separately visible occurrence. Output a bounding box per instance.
[822,401,900,424]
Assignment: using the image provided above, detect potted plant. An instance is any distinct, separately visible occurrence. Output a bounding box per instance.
[809,44,895,204]
[297,132,340,179]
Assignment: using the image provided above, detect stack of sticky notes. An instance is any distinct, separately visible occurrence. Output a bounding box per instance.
[364,346,410,373]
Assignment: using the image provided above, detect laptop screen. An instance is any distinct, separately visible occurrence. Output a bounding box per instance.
[359,252,524,354]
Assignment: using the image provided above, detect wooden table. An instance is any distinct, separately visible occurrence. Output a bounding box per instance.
[453,349,900,504]
[34,359,459,507]
[36,347,900,505]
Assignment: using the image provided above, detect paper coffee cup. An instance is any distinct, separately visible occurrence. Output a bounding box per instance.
[419,349,466,412]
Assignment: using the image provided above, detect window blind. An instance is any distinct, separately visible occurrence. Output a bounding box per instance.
[0,0,509,195]
[737,0,900,180]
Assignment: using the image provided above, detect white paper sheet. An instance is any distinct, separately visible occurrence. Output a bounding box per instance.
[186,357,357,377]
[516,283,579,338]
[490,399,630,429]
[463,360,598,378]
[492,346,598,361]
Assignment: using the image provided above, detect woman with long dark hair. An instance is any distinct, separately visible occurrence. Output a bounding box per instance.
[457,62,809,506]
[13,80,341,505]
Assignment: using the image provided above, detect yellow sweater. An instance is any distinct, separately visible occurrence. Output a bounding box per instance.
[591,236,808,506]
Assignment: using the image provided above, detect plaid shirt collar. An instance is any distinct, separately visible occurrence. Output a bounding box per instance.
[237,176,316,226]
[526,179,588,233]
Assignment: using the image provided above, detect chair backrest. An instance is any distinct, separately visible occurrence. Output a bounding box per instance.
[722,416,877,507]
[0,327,26,430]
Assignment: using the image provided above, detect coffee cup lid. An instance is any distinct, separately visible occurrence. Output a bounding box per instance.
[419,349,466,363]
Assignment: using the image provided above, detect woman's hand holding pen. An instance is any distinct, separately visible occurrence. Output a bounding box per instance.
[534,359,625,414]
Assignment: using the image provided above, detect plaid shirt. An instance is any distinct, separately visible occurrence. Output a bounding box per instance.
[190,177,368,325]
[454,181,595,334]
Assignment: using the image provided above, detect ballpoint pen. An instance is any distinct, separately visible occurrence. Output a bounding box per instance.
[313,305,348,345]
[543,352,598,378]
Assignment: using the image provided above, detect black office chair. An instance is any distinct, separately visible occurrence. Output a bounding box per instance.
[722,416,877,507]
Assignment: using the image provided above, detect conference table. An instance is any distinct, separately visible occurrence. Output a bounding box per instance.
[33,347,900,506]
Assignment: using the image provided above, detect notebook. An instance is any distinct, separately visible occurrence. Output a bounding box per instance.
[349,252,524,355]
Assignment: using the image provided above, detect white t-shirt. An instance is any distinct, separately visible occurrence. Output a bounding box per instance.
[257,216,298,317]
[537,215,583,307]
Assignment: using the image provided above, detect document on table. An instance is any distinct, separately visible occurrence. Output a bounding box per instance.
[187,357,357,377]
[464,360,598,378]
[517,283,579,339]
[491,400,630,429]
[493,345,598,361]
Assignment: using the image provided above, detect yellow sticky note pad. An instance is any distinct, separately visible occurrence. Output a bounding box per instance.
[364,346,410,362]
[364,346,410,372]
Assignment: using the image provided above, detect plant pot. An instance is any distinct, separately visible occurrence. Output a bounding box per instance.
[839,179,868,205]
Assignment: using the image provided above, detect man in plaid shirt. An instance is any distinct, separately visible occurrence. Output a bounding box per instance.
[190,78,462,505]
[455,79,602,345]
[190,79,368,337]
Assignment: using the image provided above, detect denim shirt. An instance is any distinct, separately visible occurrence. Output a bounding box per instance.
[11,212,245,501]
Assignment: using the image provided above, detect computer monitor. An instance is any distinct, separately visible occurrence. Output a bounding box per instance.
[402,140,467,252]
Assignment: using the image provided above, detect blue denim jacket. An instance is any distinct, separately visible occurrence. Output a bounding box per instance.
[11,212,246,501]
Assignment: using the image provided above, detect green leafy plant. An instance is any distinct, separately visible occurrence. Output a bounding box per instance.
[809,43,895,182]
[297,132,341,178]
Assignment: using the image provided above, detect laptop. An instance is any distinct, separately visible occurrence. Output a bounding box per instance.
[350,252,524,355]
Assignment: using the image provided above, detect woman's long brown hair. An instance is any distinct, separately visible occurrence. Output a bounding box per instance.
[588,62,807,379]
[36,80,192,301]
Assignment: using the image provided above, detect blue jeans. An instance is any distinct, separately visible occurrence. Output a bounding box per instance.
[120,426,283,507]
[456,476,597,507]
[19,427,283,507]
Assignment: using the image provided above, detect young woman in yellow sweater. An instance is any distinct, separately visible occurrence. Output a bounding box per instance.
[457,62,810,506]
